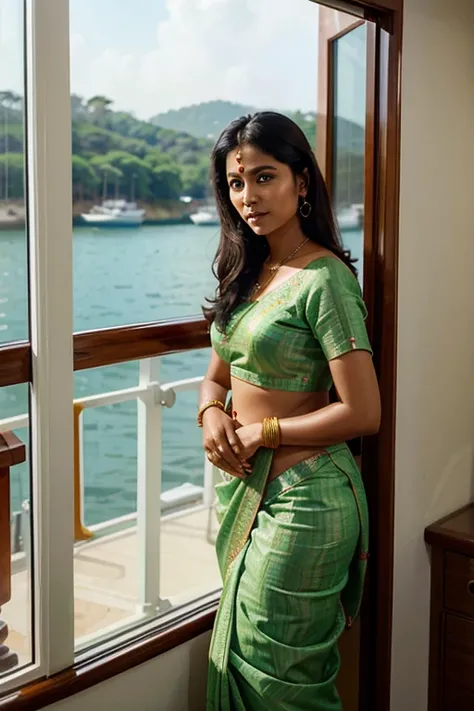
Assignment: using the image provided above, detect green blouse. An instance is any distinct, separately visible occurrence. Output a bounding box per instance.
[210,256,372,392]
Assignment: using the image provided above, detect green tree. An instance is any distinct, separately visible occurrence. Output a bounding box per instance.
[71,94,87,122]
[73,124,118,155]
[179,161,210,199]
[72,155,99,200]
[0,153,24,199]
[89,159,122,200]
[150,165,182,200]
[91,151,151,200]
[87,95,113,126]
[144,148,173,169]
[0,91,23,200]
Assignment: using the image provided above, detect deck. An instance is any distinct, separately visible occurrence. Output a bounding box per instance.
[4,507,221,665]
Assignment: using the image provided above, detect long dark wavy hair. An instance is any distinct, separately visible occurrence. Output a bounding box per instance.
[203,111,356,330]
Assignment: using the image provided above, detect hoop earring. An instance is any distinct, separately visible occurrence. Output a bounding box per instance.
[299,200,312,218]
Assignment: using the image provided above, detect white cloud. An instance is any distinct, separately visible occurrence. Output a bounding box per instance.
[0,0,25,93]
[70,0,320,119]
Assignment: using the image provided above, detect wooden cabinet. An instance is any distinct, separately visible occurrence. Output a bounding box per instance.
[425,504,474,710]
[0,431,26,673]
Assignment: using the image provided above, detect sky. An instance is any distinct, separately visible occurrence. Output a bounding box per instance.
[0,0,365,125]
[0,0,321,120]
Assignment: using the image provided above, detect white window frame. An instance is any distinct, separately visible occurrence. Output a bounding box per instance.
[26,0,75,678]
[1,0,74,694]
[3,0,222,693]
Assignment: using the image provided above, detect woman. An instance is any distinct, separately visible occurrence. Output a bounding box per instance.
[199,111,380,710]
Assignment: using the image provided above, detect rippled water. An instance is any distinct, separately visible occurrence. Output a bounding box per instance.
[0,224,362,524]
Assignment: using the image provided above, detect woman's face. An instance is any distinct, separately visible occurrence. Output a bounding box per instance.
[225,144,307,236]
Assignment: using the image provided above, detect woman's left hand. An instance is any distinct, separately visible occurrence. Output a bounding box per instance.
[234,422,263,465]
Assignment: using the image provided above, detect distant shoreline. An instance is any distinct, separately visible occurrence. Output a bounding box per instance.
[0,198,202,231]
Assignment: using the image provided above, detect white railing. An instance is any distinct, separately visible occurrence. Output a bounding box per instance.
[0,357,217,617]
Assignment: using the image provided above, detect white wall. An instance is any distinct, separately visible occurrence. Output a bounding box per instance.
[392,0,474,708]
[45,632,211,711]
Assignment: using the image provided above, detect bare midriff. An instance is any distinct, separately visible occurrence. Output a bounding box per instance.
[231,375,330,484]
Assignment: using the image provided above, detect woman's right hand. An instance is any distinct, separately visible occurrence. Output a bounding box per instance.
[202,408,251,479]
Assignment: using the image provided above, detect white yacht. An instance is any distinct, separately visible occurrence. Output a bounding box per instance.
[81,199,145,227]
[189,203,219,226]
[336,204,364,231]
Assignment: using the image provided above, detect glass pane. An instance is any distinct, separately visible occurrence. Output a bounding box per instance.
[72,353,220,650]
[160,350,221,606]
[73,363,139,646]
[0,383,33,675]
[69,0,320,328]
[69,0,322,650]
[332,23,366,284]
[0,0,32,679]
[0,0,27,344]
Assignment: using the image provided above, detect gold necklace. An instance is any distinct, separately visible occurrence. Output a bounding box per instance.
[252,238,310,297]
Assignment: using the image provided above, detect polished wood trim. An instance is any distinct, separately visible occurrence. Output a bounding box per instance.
[0,466,11,605]
[339,0,402,11]
[425,504,474,710]
[0,432,26,469]
[331,17,366,42]
[316,11,362,174]
[359,7,403,709]
[425,503,474,558]
[362,22,377,336]
[0,432,26,663]
[427,547,444,711]
[365,0,401,11]
[73,316,210,371]
[0,319,210,387]
[0,605,217,710]
[316,3,402,709]
[0,343,31,388]
[324,39,335,194]
[356,20,377,707]
[317,0,402,21]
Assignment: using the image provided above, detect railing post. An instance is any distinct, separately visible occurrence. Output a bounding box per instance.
[0,431,26,673]
[136,357,169,616]
[73,403,93,542]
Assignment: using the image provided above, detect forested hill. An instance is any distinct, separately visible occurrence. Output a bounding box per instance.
[151,100,319,146]
[0,93,214,202]
[0,93,363,206]
[150,99,364,153]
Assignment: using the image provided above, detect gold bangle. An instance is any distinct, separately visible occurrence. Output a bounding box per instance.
[262,417,281,449]
[197,400,225,427]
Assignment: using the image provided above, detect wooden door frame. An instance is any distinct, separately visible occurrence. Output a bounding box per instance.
[317,3,402,711]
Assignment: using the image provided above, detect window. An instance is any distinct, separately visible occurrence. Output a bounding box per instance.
[0,3,400,708]
[0,0,33,682]
[332,22,367,283]
[67,0,324,655]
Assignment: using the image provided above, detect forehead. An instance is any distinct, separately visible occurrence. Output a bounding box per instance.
[226,144,281,171]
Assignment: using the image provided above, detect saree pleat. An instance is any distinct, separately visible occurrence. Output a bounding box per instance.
[207,443,369,711]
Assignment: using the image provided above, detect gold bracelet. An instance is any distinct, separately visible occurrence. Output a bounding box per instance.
[197,400,225,427]
[262,417,281,449]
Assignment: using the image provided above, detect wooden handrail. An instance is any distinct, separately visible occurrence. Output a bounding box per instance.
[0,432,26,674]
[0,343,31,388]
[0,316,210,388]
[74,315,210,372]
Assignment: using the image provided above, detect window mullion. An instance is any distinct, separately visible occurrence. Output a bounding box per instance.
[26,0,75,675]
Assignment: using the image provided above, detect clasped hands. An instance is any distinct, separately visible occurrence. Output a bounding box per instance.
[202,407,263,480]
